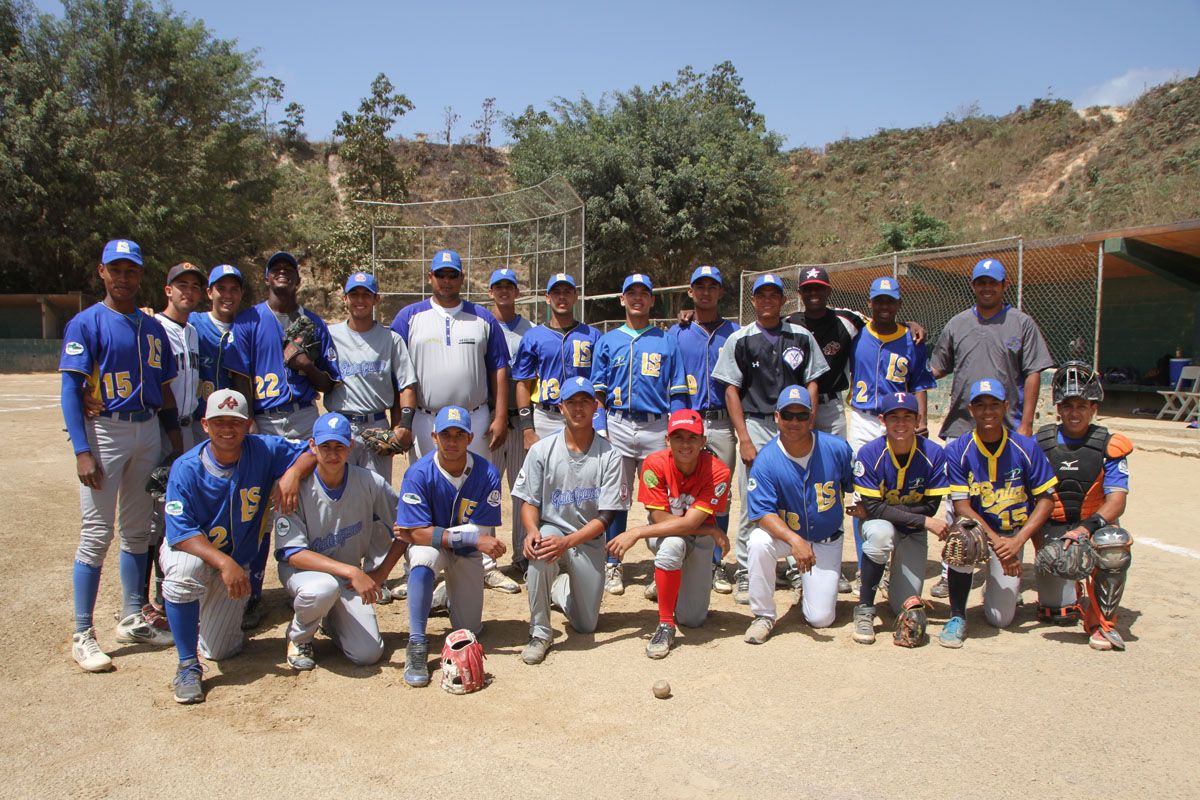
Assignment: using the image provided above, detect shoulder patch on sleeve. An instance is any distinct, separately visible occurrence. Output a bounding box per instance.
[64,341,84,356]
[402,492,422,505]
[165,500,184,516]
[853,460,866,477]
[274,518,290,535]
[1107,433,1133,459]
[747,478,757,491]
[642,469,659,488]
[714,481,727,497]
[487,489,501,507]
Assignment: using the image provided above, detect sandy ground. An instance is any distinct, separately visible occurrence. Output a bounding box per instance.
[2,372,1198,799]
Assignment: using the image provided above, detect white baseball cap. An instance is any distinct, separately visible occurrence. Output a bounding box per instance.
[205,389,250,420]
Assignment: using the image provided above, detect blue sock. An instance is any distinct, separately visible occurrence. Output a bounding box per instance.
[714,515,730,563]
[164,599,200,663]
[72,560,102,632]
[248,534,270,597]
[605,510,628,566]
[119,550,149,617]
[407,566,434,644]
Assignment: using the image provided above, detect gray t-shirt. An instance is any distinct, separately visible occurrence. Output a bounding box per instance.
[498,314,533,409]
[325,321,416,415]
[273,465,399,571]
[930,304,1054,440]
[512,430,628,533]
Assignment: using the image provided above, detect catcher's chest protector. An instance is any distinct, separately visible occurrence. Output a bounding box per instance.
[1037,424,1107,522]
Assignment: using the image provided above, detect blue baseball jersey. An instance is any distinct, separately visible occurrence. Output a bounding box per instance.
[853,435,950,533]
[592,325,688,413]
[163,435,307,564]
[667,319,739,411]
[512,322,602,403]
[189,311,239,407]
[945,429,1058,533]
[59,304,178,412]
[746,432,855,542]
[227,303,342,413]
[395,452,503,552]
[849,323,936,414]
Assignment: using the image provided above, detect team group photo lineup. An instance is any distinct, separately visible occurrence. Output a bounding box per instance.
[61,238,1136,704]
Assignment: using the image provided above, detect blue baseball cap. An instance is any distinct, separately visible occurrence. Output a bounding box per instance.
[753,274,785,294]
[431,250,463,273]
[344,271,379,295]
[776,384,812,411]
[972,258,1006,282]
[266,251,298,273]
[208,264,243,287]
[558,376,596,401]
[545,272,576,292]
[622,273,653,293]
[870,276,901,300]
[881,391,919,416]
[102,239,142,266]
[489,268,518,287]
[312,412,353,446]
[969,379,1006,402]
[690,265,723,285]
[434,405,472,434]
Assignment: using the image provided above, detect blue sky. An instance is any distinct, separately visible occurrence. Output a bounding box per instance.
[34,0,1200,149]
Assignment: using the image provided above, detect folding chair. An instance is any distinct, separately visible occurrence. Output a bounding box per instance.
[1157,365,1200,420]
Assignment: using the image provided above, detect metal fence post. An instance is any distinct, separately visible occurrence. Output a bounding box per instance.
[1094,243,1104,368]
[1017,237,1024,310]
[579,205,586,324]
[892,252,898,280]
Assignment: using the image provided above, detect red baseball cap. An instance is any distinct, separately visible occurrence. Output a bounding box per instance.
[667,410,704,436]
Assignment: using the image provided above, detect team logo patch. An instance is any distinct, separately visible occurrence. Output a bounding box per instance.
[64,342,84,356]
[782,347,805,369]
[823,341,841,356]
[275,519,291,535]
[620,482,630,502]
[747,478,757,491]
[714,481,727,497]
[487,489,501,507]
[515,469,525,486]
[1003,468,1021,481]
[1005,336,1021,352]
[402,492,422,505]
[165,501,184,516]
[1118,458,1129,475]
[115,241,131,254]
[853,461,865,477]
[325,346,337,362]
[642,469,659,489]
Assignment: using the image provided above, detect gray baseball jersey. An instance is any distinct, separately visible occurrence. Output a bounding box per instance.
[498,315,533,409]
[325,321,416,415]
[513,431,629,532]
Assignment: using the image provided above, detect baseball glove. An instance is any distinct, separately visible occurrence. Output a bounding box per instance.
[941,516,990,567]
[361,427,407,455]
[893,595,929,648]
[282,314,319,365]
[1035,529,1098,581]
[144,452,179,501]
[440,629,487,694]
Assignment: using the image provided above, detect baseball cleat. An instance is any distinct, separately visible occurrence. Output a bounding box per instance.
[930,576,949,599]
[644,581,658,601]
[937,616,966,649]
[744,615,774,645]
[240,595,264,630]
[785,566,803,591]
[484,569,520,594]
[521,636,551,665]
[141,602,171,631]
[712,563,732,594]
[1088,628,1113,651]
[838,572,853,594]
[878,563,891,601]
[404,640,430,687]
[430,581,448,614]
[115,611,174,646]
[172,659,205,704]
[852,604,876,644]
[1099,627,1126,651]
[287,640,316,671]
[71,628,114,672]
[391,580,407,600]
[604,564,624,596]
[645,623,676,659]
[733,571,750,605]
[376,584,394,605]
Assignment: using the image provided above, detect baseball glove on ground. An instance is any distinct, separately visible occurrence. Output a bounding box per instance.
[282,314,319,364]
[144,453,179,501]
[440,629,487,694]
[893,595,929,648]
[1035,530,1098,581]
[361,427,407,455]
[942,516,990,567]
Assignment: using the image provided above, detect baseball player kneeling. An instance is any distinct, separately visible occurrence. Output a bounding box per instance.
[743,385,856,644]
[392,406,505,688]
[512,377,627,665]
[274,412,406,671]
[607,410,731,659]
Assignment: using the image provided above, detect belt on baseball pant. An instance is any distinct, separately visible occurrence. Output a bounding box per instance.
[818,392,842,403]
[419,405,482,414]
[342,410,388,425]
[98,409,157,422]
[537,402,563,413]
[745,411,772,420]
[806,530,844,545]
[178,415,193,427]
[610,409,666,423]
[699,408,728,421]
[263,400,313,416]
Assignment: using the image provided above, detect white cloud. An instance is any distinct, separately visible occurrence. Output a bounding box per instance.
[1074,67,1190,108]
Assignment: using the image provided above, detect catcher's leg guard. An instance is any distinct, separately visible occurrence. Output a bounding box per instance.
[1090,526,1132,621]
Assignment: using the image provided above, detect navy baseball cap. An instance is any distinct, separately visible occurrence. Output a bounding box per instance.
[545,272,576,292]
[266,251,298,273]
[102,239,142,266]
[344,271,379,295]
[870,276,901,300]
[435,405,472,434]
[881,391,919,416]
[969,379,1006,402]
[431,250,463,274]
[690,265,722,285]
[559,376,595,401]
[166,262,205,285]
[753,274,785,294]
[972,258,1006,282]
[208,264,243,287]
[799,266,831,287]
[622,273,653,293]
[489,268,518,287]
[313,412,353,446]
[776,384,812,411]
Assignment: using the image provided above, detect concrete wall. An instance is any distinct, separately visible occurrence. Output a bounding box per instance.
[1099,274,1197,377]
[0,339,62,373]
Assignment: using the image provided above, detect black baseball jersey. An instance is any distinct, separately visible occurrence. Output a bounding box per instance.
[711,321,830,416]
[786,308,866,394]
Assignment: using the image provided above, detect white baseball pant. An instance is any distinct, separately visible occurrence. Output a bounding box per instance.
[492,412,527,560]
[747,528,843,628]
[75,416,160,566]
[734,415,778,572]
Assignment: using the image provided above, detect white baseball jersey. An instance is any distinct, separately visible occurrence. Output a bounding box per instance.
[155,313,200,418]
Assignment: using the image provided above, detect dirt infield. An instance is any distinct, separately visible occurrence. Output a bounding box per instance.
[2,372,1197,799]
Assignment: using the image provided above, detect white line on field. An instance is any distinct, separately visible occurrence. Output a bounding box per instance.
[1139,537,1200,560]
[0,404,60,413]
[0,394,57,398]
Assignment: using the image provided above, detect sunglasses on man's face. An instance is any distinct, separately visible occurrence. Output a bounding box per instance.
[433,270,460,280]
[779,410,811,422]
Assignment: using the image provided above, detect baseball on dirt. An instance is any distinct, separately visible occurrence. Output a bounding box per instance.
[653,680,671,699]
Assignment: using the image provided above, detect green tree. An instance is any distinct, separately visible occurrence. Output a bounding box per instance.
[505,62,787,293]
[280,101,304,144]
[874,205,952,253]
[332,72,413,202]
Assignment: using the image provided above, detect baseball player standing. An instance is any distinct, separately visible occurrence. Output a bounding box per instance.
[190,264,245,443]
[591,273,689,595]
[158,388,313,703]
[668,266,740,593]
[60,239,185,671]
[711,274,829,604]
[512,377,627,664]
[940,379,1058,648]
[274,412,405,671]
[742,386,856,644]
[607,410,731,659]
[392,406,505,687]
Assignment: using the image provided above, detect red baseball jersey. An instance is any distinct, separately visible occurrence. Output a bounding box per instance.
[638,449,731,517]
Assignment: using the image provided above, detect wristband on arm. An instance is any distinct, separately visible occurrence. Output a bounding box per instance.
[398,406,415,430]
[517,406,534,432]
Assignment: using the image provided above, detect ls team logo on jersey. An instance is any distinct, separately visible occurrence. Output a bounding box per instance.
[402,492,422,505]
[165,500,184,516]
[65,341,84,356]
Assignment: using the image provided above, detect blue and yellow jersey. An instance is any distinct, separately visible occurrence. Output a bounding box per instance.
[945,429,1058,533]
[59,303,177,412]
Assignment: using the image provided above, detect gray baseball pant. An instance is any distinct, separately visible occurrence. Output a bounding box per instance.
[647,533,716,627]
[734,415,778,572]
[407,545,486,635]
[861,519,927,616]
[526,524,605,642]
[159,541,248,660]
[280,565,384,666]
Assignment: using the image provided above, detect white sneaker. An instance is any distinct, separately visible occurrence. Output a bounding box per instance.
[72,628,114,672]
[484,570,520,594]
[115,612,174,646]
[604,564,624,596]
[744,616,774,645]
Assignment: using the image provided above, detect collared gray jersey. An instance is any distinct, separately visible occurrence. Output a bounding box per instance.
[498,314,533,408]
[325,321,416,415]
[512,430,628,533]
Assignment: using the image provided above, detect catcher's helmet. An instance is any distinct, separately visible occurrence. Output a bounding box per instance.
[1052,361,1104,404]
